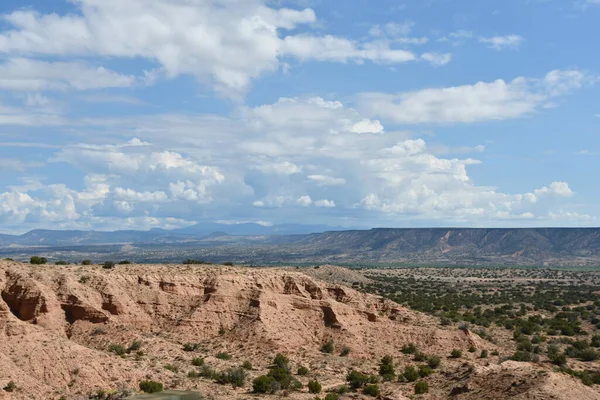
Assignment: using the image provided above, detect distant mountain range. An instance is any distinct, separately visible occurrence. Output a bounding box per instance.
[0,223,345,246]
[2,227,600,266]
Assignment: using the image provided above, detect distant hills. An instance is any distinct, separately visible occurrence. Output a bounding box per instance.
[2,227,600,266]
[0,223,344,246]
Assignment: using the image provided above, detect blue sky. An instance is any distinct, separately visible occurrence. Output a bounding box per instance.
[0,0,599,234]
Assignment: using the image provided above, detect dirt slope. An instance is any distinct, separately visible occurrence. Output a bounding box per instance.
[0,261,598,399]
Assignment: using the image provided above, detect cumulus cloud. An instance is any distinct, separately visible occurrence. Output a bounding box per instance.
[0,0,449,96]
[0,96,585,230]
[355,69,591,124]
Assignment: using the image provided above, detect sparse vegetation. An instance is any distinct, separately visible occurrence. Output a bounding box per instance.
[81,260,92,265]
[320,339,334,354]
[139,381,163,394]
[450,349,462,359]
[102,261,115,269]
[379,355,395,381]
[308,380,322,394]
[363,384,380,397]
[3,381,16,392]
[414,381,429,394]
[216,351,232,360]
[30,256,47,265]
[107,344,126,356]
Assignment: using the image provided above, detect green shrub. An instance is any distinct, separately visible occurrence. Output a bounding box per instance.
[219,326,226,335]
[480,349,489,359]
[187,370,200,378]
[403,366,419,382]
[308,380,322,394]
[428,355,441,369]
[450,349,462,358]
[415,381,429,394]
[3,381,16,392]
[511,351,533,362]
[468,345,477,353]
[379,355,395,381]
[108,344,126,356]
[324,394,340,400]
[363,384,380,397]
[118,260,132,265]
[340,347,351,357]
[102,261,115,269]
[419,365,433,377]
[252,375,278,394]
[81,260,92,265]
[321,339,334,354]
[30,256,47,265]
[401,343,418,354]
[413,351,427,362]
[191,357,204,367]
[216,352,232,360]
[273,353,290,369]
[216,368,247,388]
[139,381,163,394]
[164,364,179,373]
[183,343,199,352]
[297,366,309,376]
[346,370,369,389]
[242,360,252,370]
[127,340,142,352]
[55,260,69,265]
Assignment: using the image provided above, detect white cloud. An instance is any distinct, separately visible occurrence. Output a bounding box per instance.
[0,96,586,229]
[315,199,336,208]
[0,58,135,91]
[296,195,313,207]
[479,35,524,50]
[355,69,590,124]
[280,35,417,64]
[420,52,452,66]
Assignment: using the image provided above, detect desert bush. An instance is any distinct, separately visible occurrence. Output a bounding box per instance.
[273,353,290,369]
[164,364,179,373]
[3,381,16,392]
[191,357,205,367]
[252,375,279,394]
[242,360,252,370]
[450,349,462,358]
[55,260,68,265]
[415,381,429,394]
[321,339,334,354]
[297,366,309,376]
[118,260,132,265]
[216,352,232,360]
[216,368,247,388]
[324,394,340,400]
[428,355,441,369]
[379,355,395,381]
[127,340,142,352]
[188,370,200,378]
[308,380,322,394]
[419,365,433,377]
[403,366,419,382]
[81,260,92,265]
[30,256,47,265]
[139,381,162,393]
[102,261,115,269]
[401,343,418,354]
[340,347,351,357]
[480,349,489,358]
[363,384,380,397]
[346,370,369,389]
[108,344,126,356]
[183,343,199,352]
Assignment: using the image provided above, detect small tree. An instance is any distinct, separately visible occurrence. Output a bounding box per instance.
[139,381,163,394]
[346,370,369,389]
[252,375,278,394]
[379,355,395,381]
[308,380,322,394]
[415,381,429,394]
[30,256,47,265]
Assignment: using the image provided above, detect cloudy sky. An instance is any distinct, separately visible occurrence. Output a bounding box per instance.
[0,0,599,234]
